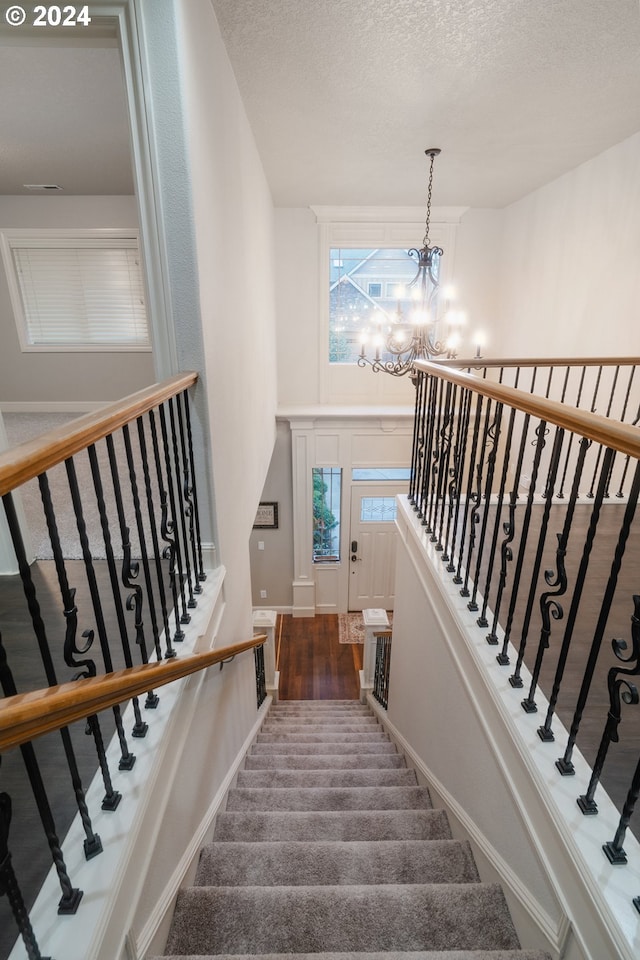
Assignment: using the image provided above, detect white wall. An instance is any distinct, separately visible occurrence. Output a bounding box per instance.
[496,132,640,358]
[250,420,294,610]
[0,195,155,404]
[275,206,502,407]
[174,0,278,644]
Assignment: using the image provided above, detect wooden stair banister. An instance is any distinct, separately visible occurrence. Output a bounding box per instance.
[0,371,198,496]
[413,359,640,460]
[0,634,266,753]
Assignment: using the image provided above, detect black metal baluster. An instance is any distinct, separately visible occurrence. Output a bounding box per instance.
[86,446,148,738]
[426,377,446,538]
[605,753,640,869]
[181,390,207,583]
[37,473,105,850]
[65,456,133,779]
[559,459,640,776]
[445,387,473,573]
[0,623,81,914]
[469,404,504,615]
[423,376,443,532]
[149,408,184,644]
[105,434,158,709]
[434,383,457,551]
[554,447,615,768]
[175,393,203,597]
[480,403,517,635]
[254,643,266,708]
[136,416,175,660]
[494,412,531,657]
[409,370,425,505]
[453,393,484,586]
[532,435,589,740]
[512,428,565,698]
[0,771,51,960]
[461,399,493,600]
[558,366,587,499]
[579,594,640,822]
[585,366,605,498]
[121,424,164,663]
[525,434,591,721]
[416,374,436,521]
[158,403,190,626]
[616,402,640,499]
[168,397,197,609]
[500,421,548,675]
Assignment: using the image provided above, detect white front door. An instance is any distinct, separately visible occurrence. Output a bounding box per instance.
[348,483,406,611]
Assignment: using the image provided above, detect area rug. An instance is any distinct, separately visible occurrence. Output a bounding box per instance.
[338,612,393,643]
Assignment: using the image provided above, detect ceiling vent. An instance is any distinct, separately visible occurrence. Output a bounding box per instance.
[23,184,64,191]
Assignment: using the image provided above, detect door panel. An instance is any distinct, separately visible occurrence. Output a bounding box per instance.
[348,482,406,611]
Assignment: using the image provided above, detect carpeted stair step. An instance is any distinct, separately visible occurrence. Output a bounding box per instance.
[158,700,550,959]
[250,740,398,754]
[260,721,381,732]
[226,785,432,811]
[244,753,406,769]
[195,838,480,886]
[154,952,553,960]
[236,767,418,788]
[164,883,521,954]
[256,730,390,742]
[213,807,451,841]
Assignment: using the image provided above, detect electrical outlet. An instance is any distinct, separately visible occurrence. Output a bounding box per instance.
[260,589,267,599]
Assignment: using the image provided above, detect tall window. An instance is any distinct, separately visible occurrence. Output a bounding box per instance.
[312,467,342,561]
[329,247,430,364]
[1,230,151,352]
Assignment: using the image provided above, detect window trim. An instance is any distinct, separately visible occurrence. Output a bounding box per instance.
[312,206,466,403]
[0,227,152,354]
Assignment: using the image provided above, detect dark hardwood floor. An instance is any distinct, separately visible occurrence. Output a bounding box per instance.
[277,614,362,700]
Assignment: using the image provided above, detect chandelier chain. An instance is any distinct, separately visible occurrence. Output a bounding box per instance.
[423,151,436,249]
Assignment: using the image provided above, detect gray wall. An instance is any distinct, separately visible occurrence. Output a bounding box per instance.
[250,420,294,609]
[0,195,155,405]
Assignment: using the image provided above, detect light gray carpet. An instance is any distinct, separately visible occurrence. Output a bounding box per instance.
[156,701,552,959]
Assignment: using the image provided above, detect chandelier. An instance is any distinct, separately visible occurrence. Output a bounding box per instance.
[357,148,464,378]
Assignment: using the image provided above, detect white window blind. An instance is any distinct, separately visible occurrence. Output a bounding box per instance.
[8,237,150,350]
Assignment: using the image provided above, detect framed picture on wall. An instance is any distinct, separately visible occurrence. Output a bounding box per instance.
[254,501,278,529]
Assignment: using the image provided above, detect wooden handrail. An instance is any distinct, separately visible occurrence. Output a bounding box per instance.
[0,372,198,497]
[0,634,266,753]
[413,360,640,461]
[431,356,640,369]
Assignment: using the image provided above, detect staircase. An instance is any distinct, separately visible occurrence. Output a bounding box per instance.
[154,700,551,959]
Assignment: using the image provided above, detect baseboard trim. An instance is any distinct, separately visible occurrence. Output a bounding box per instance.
[367,696,566,959]
[128,695,272,960]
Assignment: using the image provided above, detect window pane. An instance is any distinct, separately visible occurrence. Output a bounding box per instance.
[329,247,436,364]
[312,467,341,561]
[360,497,397,522]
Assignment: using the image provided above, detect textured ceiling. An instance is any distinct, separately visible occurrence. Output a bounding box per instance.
[0,2,639,207]
[0,36,133,196]
[211,0,640,208]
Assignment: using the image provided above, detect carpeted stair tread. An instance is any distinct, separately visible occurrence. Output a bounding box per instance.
[164,883,521,954]
[244,753,406,769]
[257,731,390,743]
[236,768,418,789]
[161,701,539,959]
[250,741,399,755]
[213,808,451,841]
[195,839,480,886]
[154,951,552,960]
[226,785,432,811]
